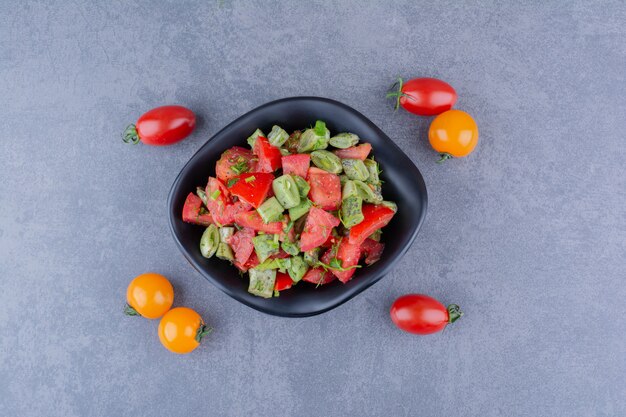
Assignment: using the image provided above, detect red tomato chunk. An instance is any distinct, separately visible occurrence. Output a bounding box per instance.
[281,154,310,179]
[307,173,341,210]
[300,207,340,252]
[348,204,395,245]
[228,172,274,208]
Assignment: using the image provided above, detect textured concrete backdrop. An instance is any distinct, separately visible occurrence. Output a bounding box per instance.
[1,1,624,416]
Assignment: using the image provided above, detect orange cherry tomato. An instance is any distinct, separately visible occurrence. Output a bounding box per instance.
[125,272,174,319]
[428,110,479,163]
[158,307,211,354]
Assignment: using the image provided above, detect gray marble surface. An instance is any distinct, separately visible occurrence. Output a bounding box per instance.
[1,1,625,416]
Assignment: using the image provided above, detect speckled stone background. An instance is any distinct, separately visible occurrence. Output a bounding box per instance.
[1,1,624,416]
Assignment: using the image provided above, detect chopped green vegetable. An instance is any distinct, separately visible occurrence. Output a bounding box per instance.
[257,197,284,223]
[272,175,301,209]
[231,159,249,175]
[353,180,383,204]
[244,175,256,183]
[288,198,312,221]
[341,195,364,228]
[311,150,343,174]
[288,255,308,282]
[252,234,280,262]
[342,180,360,199]
[293,175,310,198]
[363,159,381,185]
[216,242,234,261]
[304,247,321,266]
[339,174,349,185]
[329,132,359,149]
[279,148,290,156]
[268,125,289,147]
[219,226,235,242]
[281,240,300,256]
[298,120,330,153]
[256,257,291,271]
[196,187,208,206]
[200,224,220,258]
[227,178,240,188]
[247,128,265,148]
[382,200,398,212]
[341,159,369,181]
[248,268,276,298]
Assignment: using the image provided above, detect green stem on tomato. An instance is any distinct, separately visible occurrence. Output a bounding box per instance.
[447,304,463,324]
[124,303,140,316]
[122,124,140,145]
[385,77,404,110]
[195,323,213,343]
[436,153,453,164]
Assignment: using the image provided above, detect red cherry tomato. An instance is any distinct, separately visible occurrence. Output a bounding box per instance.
[123,105,195,146]
[390,294,463,335]
[387,78,457,116]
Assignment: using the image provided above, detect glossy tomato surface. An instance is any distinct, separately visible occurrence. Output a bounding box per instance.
[396,78,457,116]
[126,272,174,319]
[158,307,208,354]
[428,110,479,160]
[390,294,450,335]
[136,105,195,146]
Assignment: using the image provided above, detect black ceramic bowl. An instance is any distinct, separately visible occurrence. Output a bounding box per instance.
[168,97,427,317]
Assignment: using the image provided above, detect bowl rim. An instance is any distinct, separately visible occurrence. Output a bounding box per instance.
[167,96,428,317]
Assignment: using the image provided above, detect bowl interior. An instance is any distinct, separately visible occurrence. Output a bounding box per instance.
[168,97,427,317]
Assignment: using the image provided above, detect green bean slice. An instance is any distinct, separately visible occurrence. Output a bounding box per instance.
[311,150,343,174]
[200,224,220,258]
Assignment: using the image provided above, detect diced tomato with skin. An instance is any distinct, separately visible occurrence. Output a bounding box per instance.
[253,136,282,172]
[234,210,284,234]
[274,272,293,292]
[282,154,310,179]
[321,233,339,249]
[307,167,328,178]
[308,173,341,210]
[181,193,214,226]
[216,146,257,182]
[332,239,361,282]
[299,207,340,252]
[226,227,255,265]
[360,238,385,265]
[348,204,395,245]
[333,143,372,161]
[302,267,336,285]
[228,172,274,208]
[205,177,251,225]
[270,249,291,259]
[234,251,259,272]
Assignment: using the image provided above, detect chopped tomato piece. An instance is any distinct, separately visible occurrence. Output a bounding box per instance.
[181,193,214,226]
[308,173,341,210]
[253,136,282,172]
[234,251,259,272]
[282,154,310,179]
[274,272,293,292]
[360,238,384,265]
[233,210,284,234]
[228,172,274,208]
[348,204,395,245]
[333,143,372,160]
[299,207,340,252]
[226,227,255,265]
[302,267,336,285]
[321,233,340,249]
[216,146,257,182]
[307,166,328,178]
[332,239,362,283]
[205,177,251,225]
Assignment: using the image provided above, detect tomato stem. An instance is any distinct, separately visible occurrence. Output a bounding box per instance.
[436,153,453,164]
[386,77,404,110]
[447,304,463,324]
[195,323,213,343]
[124,303,140,316]
[122,124,140,145]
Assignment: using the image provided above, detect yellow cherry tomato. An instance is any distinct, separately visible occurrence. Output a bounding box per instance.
[158,307,211,354]
[125,272,174,319]
[428,109,479,163]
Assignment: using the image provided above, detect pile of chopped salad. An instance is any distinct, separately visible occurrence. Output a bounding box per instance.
[182,121,397,298]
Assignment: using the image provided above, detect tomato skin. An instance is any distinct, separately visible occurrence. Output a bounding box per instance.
[126,273,174,319]
[302,267,336,285]
[234,210,284,234]
[299,207,340,252]
[253,137,282,172]
[228,172,274,208]
[428,110,479,161]
[307,173,341,210]
[390,294,462,335]
[348,204,395,245]
[333,143,372,161]
[134,105,195,146]
[181,193,213,226]
[282,154,310,179]
[158,307,210,354]
[274,272,293,292]
[216,147,256,182]
[390,78,457,116]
